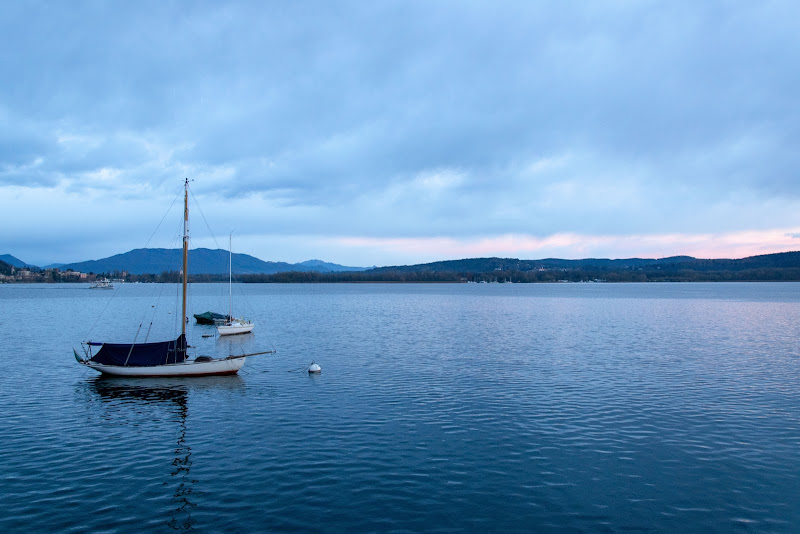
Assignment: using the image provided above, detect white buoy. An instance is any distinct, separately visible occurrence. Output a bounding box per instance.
[308,362,321,374]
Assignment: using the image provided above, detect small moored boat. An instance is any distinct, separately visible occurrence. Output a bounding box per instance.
[217,317,254,336]
[193,311,232,325]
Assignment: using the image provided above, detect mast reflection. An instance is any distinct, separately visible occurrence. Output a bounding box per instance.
[87,376,245,531]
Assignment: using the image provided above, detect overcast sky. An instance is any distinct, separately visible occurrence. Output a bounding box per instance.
[2,1,799,267]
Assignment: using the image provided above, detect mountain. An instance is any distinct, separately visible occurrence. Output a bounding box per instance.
[57,248,368,275]
[0,258,13,276]
[295,259,370,272]
[0,254,38,269]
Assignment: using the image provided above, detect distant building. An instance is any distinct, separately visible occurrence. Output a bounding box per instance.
[62,270,88,280]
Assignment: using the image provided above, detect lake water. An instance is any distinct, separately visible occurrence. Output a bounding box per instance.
[1,282,799,532]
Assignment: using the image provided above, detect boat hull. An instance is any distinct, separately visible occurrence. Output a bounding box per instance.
[217,323,254,336]
[194,311,231,325]
[84,357,246,377]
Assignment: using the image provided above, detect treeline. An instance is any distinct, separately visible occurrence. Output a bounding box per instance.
[232,267,800,283]
[112,271,227,283]
[531,267,800,282]
[605,267,800,282]
[240,271,464,283]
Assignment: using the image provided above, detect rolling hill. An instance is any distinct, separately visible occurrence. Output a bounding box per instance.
[367,252,800,274]
[56,248,369,275]
[0,254,36,269]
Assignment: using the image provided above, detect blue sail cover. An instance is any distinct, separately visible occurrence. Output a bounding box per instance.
[89,335,187,367]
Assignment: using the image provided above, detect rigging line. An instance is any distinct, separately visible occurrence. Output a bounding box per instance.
[83,289,119,341]
[186,278,194,350]
[137,250,172,340]
[142,186,184,250]
[188,184,223,252]
[140,279,167,340]
[174,213,186,333]
[123,322,144,366]
[144,320,153,343]
[226,239,258,322]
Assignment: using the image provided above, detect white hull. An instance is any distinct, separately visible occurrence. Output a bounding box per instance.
[217,322,254,336]
[84,357,245,377]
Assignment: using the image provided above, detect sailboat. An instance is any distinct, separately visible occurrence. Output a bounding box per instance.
[74,179,272,377]
[216,234,255,336]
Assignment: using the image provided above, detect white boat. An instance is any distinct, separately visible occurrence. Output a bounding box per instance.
[217,235,254,336]
[217,318,254,336]
[89,278,114,289]
[76,352,247,377]
[74,179,271,376]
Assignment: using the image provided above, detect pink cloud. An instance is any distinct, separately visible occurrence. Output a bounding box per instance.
[334,228,800,262]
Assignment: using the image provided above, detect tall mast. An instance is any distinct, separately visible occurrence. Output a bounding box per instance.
[228,233,232,319]
[182,178,189,337]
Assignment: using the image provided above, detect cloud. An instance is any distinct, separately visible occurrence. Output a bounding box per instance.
[331,227,800,265]
[2,1,800,265]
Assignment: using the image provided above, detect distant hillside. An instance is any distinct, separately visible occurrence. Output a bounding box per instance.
[0,254,37,269]
[57,248,367,275]
[659,251,800,271]
[296,259,370,272]
[368,252,800,275]
[242,251,800,283]
[369,256,699,274]
[533,256,696,270]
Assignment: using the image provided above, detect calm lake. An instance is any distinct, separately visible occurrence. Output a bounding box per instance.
[1,282,799,532]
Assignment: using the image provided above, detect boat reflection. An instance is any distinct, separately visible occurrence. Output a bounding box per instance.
[88,375,246,400]
[85,376,245,531]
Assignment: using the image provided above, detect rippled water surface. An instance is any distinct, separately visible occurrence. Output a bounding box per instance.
[1,282,799,532]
